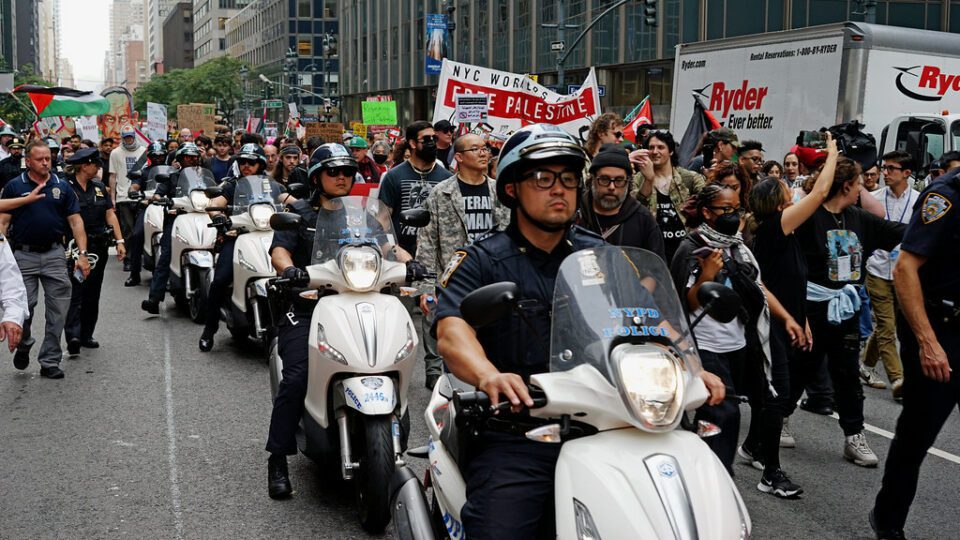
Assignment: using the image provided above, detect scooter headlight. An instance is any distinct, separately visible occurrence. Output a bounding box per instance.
[611,344,684,431]
[189,189,209,211]
[338,246,381,290]
[249,203,275,230]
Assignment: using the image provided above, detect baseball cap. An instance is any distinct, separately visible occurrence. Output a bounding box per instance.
[120,125,136,138]
[710,127,741,148]
[433,119,453,133]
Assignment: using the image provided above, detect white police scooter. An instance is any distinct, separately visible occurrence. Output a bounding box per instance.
[168,166,217,323]
[391,245,753,540]
[268,196,425,533]
[204,175,283,350]
[128,165,177,272]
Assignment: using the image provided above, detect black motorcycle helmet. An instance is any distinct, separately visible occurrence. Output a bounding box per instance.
[147,141,167,163]
[496,124,588,209]
[236,143,268,174]
[307,143,358,199]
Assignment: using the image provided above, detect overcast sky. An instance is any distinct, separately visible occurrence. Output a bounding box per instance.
[61,0,111,91]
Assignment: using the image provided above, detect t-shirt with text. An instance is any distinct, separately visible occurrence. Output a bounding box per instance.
[458,179,493,243]
[109,145,146,203]
[378,160,452,255]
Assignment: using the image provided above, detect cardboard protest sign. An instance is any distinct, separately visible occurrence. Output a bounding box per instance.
[432,59,601,142]
[176,103,217,135]
[305,122,344,143]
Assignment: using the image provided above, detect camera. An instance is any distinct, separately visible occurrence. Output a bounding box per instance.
[797,130,827,149]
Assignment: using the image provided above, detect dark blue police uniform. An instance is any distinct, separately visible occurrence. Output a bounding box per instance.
[1,171,81,370]
[64,175,114,344]
[434,222,603,540]
[873,169,960,533]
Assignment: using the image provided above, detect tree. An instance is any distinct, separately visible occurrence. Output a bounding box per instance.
[134,56,245,120]
[0,64,54,131]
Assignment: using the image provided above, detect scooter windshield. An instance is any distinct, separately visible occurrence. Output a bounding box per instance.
[549,246,702,382]
[174,166,216,197]
[231,175,283,212]
[145,165,177,192]
[310,196,399,266]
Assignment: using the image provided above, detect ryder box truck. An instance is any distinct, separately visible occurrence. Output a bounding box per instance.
[670,22,960,171]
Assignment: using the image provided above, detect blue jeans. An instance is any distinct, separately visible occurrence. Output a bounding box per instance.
[858,285,873,340]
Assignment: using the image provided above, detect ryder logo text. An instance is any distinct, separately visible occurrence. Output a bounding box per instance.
[705,80,774,130]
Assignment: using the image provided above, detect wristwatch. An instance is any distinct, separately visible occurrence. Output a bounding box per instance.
[79,250,88,256]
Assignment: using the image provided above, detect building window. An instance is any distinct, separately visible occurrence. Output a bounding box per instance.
[298,38,312,55]
[299,0,311,17]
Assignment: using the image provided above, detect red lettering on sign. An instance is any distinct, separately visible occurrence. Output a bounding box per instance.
[708,81,769,117]
[442,80,597,124]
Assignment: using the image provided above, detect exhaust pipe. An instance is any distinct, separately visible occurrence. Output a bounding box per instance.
[390,466,436,540]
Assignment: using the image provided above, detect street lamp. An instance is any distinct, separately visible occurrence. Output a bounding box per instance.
[239,65,249,123]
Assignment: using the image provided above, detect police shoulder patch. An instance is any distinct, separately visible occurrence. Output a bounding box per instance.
[440,250,468,288]
[921,192,952,224]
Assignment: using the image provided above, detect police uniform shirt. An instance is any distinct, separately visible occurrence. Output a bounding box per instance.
[220,176,287,209]
[270,200,320,270]
[899,168,960,302]
[67,176,114,239]
[434,223,604,380]
[0,172,81,246]
[0,233,28,326]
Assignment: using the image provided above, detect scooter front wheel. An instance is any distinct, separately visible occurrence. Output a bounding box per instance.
[355,415,396,533]
[188,268,211,323]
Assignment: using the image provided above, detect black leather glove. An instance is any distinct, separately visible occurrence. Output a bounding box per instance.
[405,260,428,283]
[128,190,142,201]
[281,266,309,286]
[210,214,232,229]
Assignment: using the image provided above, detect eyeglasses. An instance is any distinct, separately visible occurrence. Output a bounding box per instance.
[325,166,358,177]
[522,169,581,190]
[458,146,490,155]
[881,164,903,171]
[417,135,438,144]
[707,205,744,215]
[745,156,763,163]
[594,175,628,188]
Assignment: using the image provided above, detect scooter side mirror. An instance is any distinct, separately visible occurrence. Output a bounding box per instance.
[694,282,741,325]
[204,186,224,199]
[155,173,171,182]
[286,182,310,200]
[399,208,430,228]
[270,212,301,231]
[460,281,519,328]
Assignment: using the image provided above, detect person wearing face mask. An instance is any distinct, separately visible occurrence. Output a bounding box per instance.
[670,184,772,474]
[793,155,906,468]
[377,121,452,258]
[632,130,706,261]
[578,143,664,260]
[370,141,391,174]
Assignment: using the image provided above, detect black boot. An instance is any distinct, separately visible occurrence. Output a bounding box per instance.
[267,454,292,500]
[199,329,215,352]
[141,298,160,315]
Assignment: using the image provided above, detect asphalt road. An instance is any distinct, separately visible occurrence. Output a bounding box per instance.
[1,259,958,539]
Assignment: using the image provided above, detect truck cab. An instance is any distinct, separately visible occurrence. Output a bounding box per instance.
[881,113,960,174]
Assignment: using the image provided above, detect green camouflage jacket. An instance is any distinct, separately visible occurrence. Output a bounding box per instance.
[634,166,706,225]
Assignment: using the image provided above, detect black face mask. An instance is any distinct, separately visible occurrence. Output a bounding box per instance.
[372,153,388,165]
[417,142,437,163]
[712,213,742,236]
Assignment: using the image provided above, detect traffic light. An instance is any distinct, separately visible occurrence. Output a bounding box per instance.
[643,0,657,27]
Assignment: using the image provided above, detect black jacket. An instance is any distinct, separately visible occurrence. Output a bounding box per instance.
[580,195,666,261]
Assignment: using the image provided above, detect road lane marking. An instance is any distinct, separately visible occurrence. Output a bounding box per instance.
[830,413,960,465]
[163,327,185,539]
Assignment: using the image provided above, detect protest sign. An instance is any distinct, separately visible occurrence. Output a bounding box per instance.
[264,122,279,139]
[432,59,601,142]
[176,103,217,134]
[147,102,167,141]
[361,101,398,126]
[77,116,100,141]
[350,122,368,139]
[305,122,344,143]
[454,93,489,123]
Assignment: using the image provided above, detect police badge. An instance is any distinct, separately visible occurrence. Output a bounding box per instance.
[52,187,61,199]
[921,193,952,224]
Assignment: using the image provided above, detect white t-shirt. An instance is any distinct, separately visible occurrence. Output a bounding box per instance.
[685,247,749,353]
[865,186,919,280]
[109,145,146,203]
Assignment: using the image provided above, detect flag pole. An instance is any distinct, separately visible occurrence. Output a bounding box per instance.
[623,95,650,123]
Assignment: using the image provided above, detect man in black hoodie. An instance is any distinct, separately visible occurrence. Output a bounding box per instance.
[581,143,666,261]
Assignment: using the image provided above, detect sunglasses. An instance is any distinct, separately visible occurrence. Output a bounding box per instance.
[237,159,260,166]
[418,135,439,143]
[325,166,358,177]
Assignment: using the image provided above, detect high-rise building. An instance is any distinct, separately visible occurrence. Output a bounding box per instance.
[225,0,338,117]
[37,0,59,83]
[193,0,252,66]
[105,0,145,87]
[145,0,177,73]
[162,2,194,70]
[339,0,960,126]
[60,58,76,88]
[14,0,38,72]
[0,0,16,71]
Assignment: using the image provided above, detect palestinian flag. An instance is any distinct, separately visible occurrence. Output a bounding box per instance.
[13,85,110,118]
[677,94,721,169]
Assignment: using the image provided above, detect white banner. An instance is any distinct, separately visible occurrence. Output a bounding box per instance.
[147,102,168,142]
[76,116,99,141]
[670,36,844,157]
[432,59,601,143]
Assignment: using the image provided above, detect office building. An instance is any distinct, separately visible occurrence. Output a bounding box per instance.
[106,0,145,86]
[162,2,194,70]
[339,0,960,126]
[193,0,252,65]
[145,0,179,73]
[14,0,37,71]
[0,0,16,71]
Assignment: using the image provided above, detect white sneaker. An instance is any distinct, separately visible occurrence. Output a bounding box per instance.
[859,364,887,389]
[891,378,903,402]
[780,417,796,448]
[844,432,879,467]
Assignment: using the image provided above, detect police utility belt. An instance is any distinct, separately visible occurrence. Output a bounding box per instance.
[926,298,960,328]
[13,242,61,253]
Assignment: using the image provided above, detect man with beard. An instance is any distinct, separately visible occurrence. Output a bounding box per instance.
[738,140,765,183]
[580,144,664,261]
[0,137,26,187]
[377,120,452,257]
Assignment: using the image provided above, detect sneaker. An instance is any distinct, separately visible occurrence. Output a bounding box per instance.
[737,444,764,471]
[780,417,796,448]
[758,468,803,498]
[890,378,903,402]
[844,432,879,467]
[860,364,888,389]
